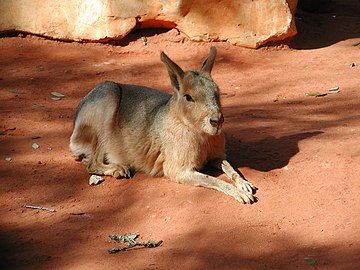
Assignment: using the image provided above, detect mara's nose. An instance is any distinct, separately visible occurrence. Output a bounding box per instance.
[210,113,224,127]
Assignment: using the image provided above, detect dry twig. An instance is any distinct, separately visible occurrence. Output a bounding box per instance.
[23,205,56,212]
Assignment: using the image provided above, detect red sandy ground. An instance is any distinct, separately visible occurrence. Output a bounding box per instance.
[1,3,360,270]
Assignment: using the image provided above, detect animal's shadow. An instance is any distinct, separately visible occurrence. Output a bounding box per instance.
[227,131,323,172]
[205,131,322,177]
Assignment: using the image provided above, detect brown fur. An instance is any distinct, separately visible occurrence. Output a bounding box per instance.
[70,47,256,203]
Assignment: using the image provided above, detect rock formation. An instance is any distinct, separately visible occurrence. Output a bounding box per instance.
[0,0,298,48]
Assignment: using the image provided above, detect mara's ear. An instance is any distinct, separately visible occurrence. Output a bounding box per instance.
[160,51,185,91]
[201,46,217,74]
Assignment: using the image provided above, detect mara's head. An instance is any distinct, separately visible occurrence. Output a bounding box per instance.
[160,47,224,136]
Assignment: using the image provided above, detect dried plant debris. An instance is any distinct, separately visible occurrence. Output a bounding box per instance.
[110,233,139,244]
[69,212,86,216]
[306,87,340,97]
[24,205,56,212]
[33,102,45,107]
[306,92,327,97]
[304,257,316,264]
[9,89,25,94]
[4,157,12,161]
[32,143,40,149]
[50,91,65,97]
[50,91,65,101]
[108,233,163,254]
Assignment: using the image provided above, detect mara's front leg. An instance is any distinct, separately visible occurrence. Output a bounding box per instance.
[174,170,255,204]
[208,159,256,194]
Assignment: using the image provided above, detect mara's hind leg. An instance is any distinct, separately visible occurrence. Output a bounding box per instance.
[87,162,132,178]
[71,82,132,179]
[70,124,132,178]
[86,142,132,178]
[69,124,95,164]
[87,160,133,178]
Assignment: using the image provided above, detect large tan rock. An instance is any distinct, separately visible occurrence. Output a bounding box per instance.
[0,0,298,48]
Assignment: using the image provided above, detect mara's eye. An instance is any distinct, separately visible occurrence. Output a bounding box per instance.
[184,94,195,102]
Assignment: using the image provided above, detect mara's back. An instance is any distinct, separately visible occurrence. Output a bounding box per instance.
[75,81,170,125]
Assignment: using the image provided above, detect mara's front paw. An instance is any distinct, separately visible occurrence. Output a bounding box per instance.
[232,174,256,194]
[232,188,255,204]
[224,184,255,204]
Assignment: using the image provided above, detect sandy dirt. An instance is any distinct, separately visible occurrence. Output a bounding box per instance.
[1,2,360,269]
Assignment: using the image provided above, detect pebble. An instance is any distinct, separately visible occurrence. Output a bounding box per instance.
[89,175,104,186]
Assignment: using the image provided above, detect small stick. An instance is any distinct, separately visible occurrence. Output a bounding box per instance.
[69,212,86,215]
[328,86,339,91]
[108,240,163,254]
[23,205,56,212]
